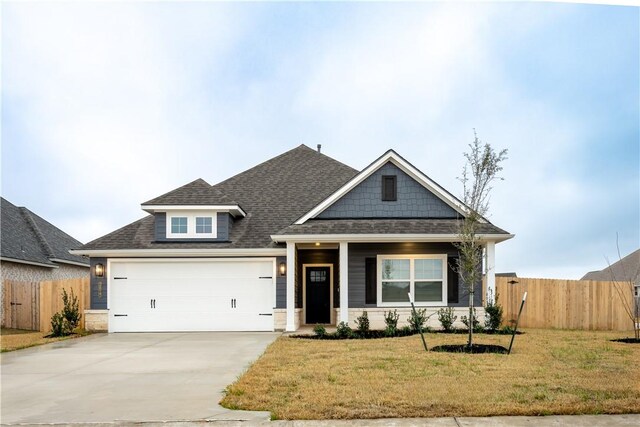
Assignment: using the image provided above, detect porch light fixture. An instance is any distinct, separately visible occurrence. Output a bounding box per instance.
[315,242,320,246]
[279,262,286,276]
[95,263,104,278]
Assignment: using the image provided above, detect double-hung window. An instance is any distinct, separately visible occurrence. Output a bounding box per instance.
[377,254,447,306]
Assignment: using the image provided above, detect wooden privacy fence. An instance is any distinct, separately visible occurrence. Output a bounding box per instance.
[2,277,90,332]
[496,276,635,331]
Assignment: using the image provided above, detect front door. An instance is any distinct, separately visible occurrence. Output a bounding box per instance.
[305,266,330,324]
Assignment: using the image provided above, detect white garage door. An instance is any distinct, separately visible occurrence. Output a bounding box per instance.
[108,259,275,332]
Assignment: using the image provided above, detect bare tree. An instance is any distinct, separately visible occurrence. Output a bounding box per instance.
[456,131,507,349]
[606,235,640,341]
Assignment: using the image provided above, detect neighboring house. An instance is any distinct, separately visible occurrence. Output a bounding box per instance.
[72,145,513,332]
[1,197,89,326]
[581,249,640,297]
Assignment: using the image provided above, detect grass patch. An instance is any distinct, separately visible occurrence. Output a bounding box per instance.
[0,328,90,352]
[220,329,640,419]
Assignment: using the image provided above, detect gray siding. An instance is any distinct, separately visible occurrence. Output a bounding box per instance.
[90,257,107,309]
[318,162,458,219]
[154,212,167,240]
[154,212,232,242]
[275,256,287,309]
[347,243,481,308]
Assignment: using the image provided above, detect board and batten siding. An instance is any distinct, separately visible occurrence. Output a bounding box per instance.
[347,242,481,308]
[275,256,287,309]
[90,257,107,309]
[317,162,458,219]
[153,212,232,242]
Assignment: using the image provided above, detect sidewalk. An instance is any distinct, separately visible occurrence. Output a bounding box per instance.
[8,414,639,426]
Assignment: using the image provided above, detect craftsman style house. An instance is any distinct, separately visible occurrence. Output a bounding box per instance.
[73,145,512,332]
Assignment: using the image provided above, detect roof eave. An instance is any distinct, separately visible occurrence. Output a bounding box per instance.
[270,233,515,244]
[140,204,247,218]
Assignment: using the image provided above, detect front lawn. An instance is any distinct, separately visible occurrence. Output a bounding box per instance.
[221,329,640,419]
[0,328,90,352]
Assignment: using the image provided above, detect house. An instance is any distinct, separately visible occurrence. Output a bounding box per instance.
[1,197,89,327]
[581,249,640,302]
[72,145,513,332]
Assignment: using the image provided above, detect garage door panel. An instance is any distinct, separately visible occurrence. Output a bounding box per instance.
[109,260,274,332]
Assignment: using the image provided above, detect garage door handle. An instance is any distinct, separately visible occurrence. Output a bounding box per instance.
[259,313,272,316]
[113,277,127,280]
[231,298,236,308]
[114,314,128,317]
[259,276,273,279]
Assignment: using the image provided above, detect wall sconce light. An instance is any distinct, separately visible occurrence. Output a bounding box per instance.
[95,263,104,278]
[279,262,286,276]
[315,242,320,246]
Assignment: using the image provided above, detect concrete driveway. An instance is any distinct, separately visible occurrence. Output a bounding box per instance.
[0,332,279,424]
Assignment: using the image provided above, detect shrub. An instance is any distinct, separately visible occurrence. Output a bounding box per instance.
[61,288,82,333]
[355,311,370,334]
[484,293,503,331]
[384,309,399,336]
[437,307,457,333]
[399,325,413,336]
[336,321,353,338]
[461,307,483,332]
[313,324,326,337]
[407,308,428,332]
[50,312,66,337]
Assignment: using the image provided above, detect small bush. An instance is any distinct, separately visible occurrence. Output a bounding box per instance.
[50,312,66,337]
[400,325,413,336]
[384,309,399,336]
[313,324,326,337]
[437,307,457,332]
[484,293,503,332]
[408,308,429,332]
[336,321,353,338]
[461,308,483,332]
[355,311,370,334]
[61,288,82,333]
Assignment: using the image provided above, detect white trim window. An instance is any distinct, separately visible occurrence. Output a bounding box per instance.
[166,212,217,238]
[377,254,447,306]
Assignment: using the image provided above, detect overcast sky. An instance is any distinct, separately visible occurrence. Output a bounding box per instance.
[2,1,638,279]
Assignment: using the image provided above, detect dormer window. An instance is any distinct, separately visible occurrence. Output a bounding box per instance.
[196,217,213,234]
[171,217,188,234]
[381,175,397,201]
[166,212,217,238]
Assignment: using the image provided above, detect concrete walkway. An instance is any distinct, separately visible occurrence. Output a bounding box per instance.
[3,414,638,426]
[0,332,279,424]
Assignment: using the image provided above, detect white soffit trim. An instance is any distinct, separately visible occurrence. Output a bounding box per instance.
[141,205,247,217]
[294,150,477,224]
[69,248,287,257]
[50,258,90,268]
[271,234,515,244]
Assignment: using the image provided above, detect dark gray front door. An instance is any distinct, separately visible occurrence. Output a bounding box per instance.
[305,267,330,324]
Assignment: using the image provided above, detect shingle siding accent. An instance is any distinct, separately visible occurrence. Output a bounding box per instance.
[216,212,231,241]
[154,212,167,241]
[90,257,108,309]
[347,243,480,308]
[318,162,458,219]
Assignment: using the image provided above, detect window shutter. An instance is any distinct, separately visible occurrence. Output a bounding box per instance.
[447,257,459,304]
[365,257,377,304]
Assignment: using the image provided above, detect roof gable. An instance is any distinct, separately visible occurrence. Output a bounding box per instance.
[1,198,89,267]
[296,150,474,224]
[142,178,237,206]
[317,161,458,219]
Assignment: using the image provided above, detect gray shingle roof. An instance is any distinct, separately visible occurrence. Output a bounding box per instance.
[581,249,640,283]
[274,219,510,236]
[142,178,237,206]
[81,145,359,250]
[1,198,89,266]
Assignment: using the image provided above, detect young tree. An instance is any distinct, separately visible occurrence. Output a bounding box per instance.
[606,236,640,341]
[456,131,507,349]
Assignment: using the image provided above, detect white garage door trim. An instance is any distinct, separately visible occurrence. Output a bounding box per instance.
[107,258,277,332]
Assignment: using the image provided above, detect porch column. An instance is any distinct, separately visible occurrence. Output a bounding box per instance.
[286,241,296,332]
[485,241,496,304]
[339,241,349,325]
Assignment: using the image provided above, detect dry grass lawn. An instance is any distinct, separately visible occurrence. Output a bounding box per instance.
[0,328,88,352]
[221,329,640,420]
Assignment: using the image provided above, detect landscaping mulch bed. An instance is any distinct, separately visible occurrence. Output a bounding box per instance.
[431,344,508,354]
